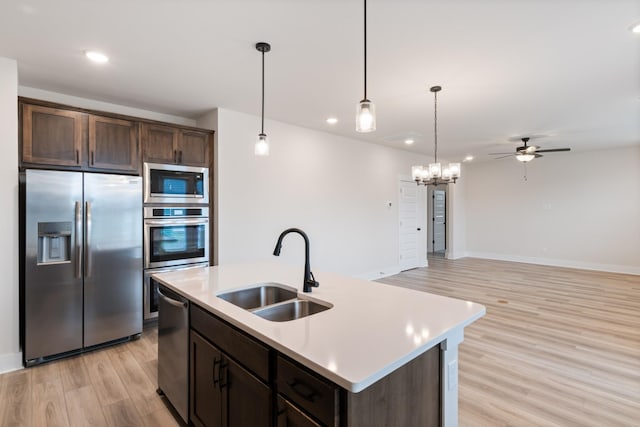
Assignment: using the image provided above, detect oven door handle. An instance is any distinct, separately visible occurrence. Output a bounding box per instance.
[145,219,208,226]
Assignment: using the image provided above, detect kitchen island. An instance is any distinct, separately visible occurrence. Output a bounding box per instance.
[153,261,485,427]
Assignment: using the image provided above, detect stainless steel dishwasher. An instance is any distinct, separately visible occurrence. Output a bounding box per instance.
[157,285,189,424]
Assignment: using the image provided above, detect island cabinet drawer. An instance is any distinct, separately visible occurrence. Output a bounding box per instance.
[191,304,270,382]
[277,396,322,427]
[277,355,340,426]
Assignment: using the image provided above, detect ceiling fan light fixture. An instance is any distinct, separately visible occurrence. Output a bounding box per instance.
[516,153,535,162]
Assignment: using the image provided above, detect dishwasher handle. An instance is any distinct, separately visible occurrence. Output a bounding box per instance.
[158,288,187,308]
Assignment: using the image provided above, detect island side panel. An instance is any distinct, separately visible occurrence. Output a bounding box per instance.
[441,328,464,427]
[345,344,441,427]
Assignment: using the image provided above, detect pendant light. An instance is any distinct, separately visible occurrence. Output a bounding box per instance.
[255,42,271,156]
[412,86,461,186]
[356,0,376,132]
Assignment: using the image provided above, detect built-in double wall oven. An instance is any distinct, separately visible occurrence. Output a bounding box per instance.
[143,163,210,320]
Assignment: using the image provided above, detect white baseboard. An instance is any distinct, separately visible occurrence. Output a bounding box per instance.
[0,351,23,374]
[445,251,467,260]
[465,251,640,275]
[354,259,428,281]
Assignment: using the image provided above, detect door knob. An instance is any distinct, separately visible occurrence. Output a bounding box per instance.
[417,228,421,231]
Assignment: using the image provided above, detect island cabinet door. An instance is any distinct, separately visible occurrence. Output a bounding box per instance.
[190,331,224,427]
[223,357,271,427]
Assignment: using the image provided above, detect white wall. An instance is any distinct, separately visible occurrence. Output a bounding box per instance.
[210,108,430,279]
[195,109,219,265]
[447,181,467,260]
[0,57,20,373]
[463,146,640,274]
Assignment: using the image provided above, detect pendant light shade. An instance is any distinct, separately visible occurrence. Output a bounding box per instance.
[255,42,271,156]
[255,133,269,156]
[356,0,376,132]
[356,99,376,132]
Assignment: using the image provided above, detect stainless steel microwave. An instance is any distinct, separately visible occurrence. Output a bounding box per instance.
[143,162,209,204]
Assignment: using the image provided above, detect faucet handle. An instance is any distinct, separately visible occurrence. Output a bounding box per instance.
[308,271,319,288]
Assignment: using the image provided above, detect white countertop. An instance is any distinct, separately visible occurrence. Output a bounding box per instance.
[153,260,485,393]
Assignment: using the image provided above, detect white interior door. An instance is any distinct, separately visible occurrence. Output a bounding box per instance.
[433,190,446,252]
[399,181,421,270]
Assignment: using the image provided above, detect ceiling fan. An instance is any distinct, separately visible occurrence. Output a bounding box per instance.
[490,137,571,162]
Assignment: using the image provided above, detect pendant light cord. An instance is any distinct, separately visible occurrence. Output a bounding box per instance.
[363,0,367,100]
[261,50,265,134]
[433,90,438,163]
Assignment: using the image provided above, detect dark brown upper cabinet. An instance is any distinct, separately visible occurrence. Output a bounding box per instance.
[22,104,84,168]
[21,101,140,174]
[143,123,210,168]
[88,115,139,173]
[177,129,210,167]
[142,123,178,165]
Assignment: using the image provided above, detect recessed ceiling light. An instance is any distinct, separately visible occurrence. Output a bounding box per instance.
[326,117,338,125]
[85,50,109,63]
[404,139,415,145]
[632,23,640,33]
[463,155,474,162]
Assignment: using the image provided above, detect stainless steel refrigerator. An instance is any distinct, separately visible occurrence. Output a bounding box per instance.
[21,169,142,365]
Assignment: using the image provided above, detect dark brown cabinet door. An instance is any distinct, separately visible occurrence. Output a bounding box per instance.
[190,329,271,427]
[142,123,179,164]
[178,129,210,167]
[22,104,84,167]
[276,396,322,427]
[190,331,223,427]
[224,357,271,427]
[88,115,139,173]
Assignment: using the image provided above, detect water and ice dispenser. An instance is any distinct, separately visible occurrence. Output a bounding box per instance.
[37,222,72,265]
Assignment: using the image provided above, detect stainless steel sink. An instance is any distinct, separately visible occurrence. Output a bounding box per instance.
[253,299,332,322]
[217,283,298,310]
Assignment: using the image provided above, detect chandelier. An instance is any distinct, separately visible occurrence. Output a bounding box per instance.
[412,86,460,186]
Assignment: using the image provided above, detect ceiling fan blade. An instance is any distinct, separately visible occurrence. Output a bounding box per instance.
[535,148,571,153]
[493,154,515,159]
[534,153,543,158]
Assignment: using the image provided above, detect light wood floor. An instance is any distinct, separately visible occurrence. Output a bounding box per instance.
[382,256,640,427]
[0,325,180,427]
[1,257,638,426]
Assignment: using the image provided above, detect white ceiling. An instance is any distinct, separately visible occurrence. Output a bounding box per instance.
[1,0,639,161]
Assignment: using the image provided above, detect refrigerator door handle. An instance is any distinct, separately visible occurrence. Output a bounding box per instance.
[75,201,82,278]
[85,201,92,278]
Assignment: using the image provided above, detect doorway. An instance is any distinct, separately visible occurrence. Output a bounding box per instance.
[433,189,446,254]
